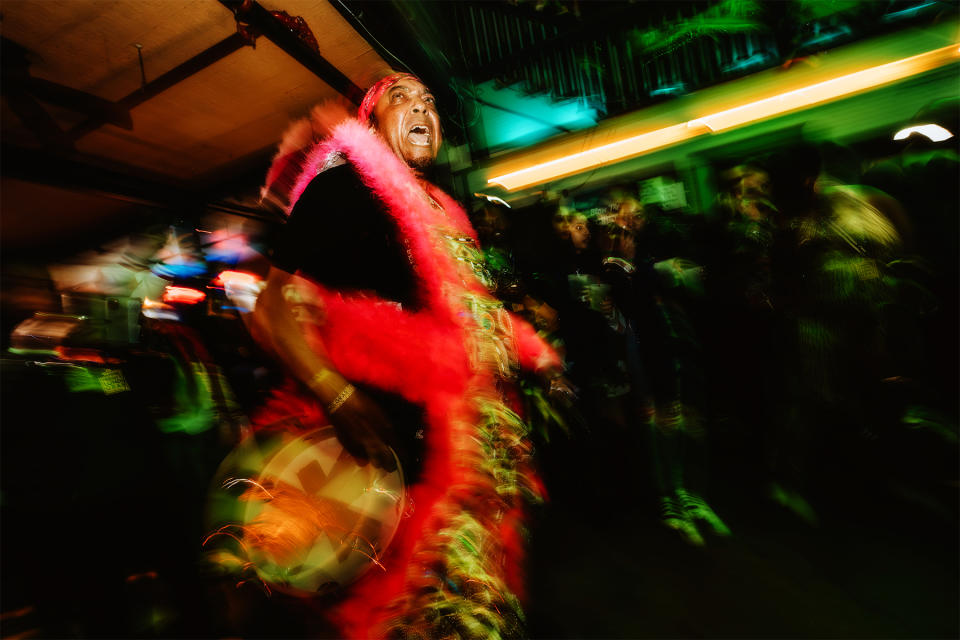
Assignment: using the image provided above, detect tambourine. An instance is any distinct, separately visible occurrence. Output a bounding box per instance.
[205,426,405,597]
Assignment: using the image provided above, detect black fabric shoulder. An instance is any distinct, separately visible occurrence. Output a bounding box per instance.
[270,162,418,307]
[271,164,364,272]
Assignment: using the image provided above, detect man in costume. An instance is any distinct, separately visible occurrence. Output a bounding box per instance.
[253,72,563,639]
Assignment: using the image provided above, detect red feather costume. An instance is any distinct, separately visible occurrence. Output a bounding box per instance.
[258,118,560,638]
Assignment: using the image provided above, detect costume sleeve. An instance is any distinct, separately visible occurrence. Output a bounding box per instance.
[271,167,354,280]
[270,165,416,306]
[510,312,561,374]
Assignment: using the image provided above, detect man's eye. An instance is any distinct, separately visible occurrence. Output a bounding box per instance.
[424,95,435,104]
[391,92,406,103]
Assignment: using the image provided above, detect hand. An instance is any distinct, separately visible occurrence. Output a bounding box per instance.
[328,387,398,472]
[547,374,578,404]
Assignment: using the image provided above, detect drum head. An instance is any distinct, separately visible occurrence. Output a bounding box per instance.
[205,426,405,597]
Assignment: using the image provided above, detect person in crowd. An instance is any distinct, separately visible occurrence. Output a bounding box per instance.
[598,191,728,545]
[543,206,628,419]
[473,200,525,306]
[701,161,782,502]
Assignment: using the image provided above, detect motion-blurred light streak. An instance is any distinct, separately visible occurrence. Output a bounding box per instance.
[488,43,959,191]
[162,286,206,305]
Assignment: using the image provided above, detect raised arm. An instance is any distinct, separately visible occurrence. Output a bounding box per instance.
[251,265,397,470]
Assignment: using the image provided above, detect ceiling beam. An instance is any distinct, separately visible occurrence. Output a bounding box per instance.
[3,143,196,208]
[2,143,280,223]
[1,36,131,149]
[219,0,365,104]
[67,32,251,141]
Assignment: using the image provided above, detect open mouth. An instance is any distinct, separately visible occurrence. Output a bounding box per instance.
[407,124,432,146]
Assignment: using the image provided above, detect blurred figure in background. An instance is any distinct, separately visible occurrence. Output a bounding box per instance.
[599,190,727,545]
[473,200,524,306]
[700,160,783,516]
[863,98,959,402]
[550,206,630,426]
[764,142,906,523]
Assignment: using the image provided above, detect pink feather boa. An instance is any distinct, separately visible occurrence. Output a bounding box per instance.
[269,119,560,637]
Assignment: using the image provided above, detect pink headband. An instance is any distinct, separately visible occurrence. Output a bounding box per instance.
[357,72,420,123]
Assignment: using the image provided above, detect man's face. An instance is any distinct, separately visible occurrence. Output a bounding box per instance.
[371,79,442,171]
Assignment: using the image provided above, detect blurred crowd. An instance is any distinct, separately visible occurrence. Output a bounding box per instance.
[473,122,958,544]
[1,108,957,637]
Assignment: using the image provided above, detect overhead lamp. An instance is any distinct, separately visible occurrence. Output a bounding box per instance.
[893,123,954,142]
[488,43,959,192]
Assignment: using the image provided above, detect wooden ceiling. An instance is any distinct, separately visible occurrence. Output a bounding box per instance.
[1,0,392,187]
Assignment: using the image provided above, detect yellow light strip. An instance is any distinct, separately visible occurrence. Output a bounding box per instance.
[488,43,959,192]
